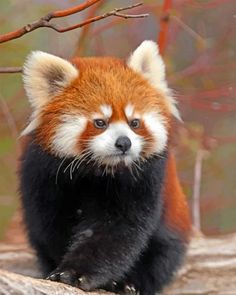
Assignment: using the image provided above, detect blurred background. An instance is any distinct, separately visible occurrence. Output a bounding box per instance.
[0,0,235,240]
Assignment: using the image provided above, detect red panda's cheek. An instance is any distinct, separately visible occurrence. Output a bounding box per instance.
[134,129,159,157]
[77,121,104,153]
[141,112,168,156]
[49,115,87,157]
[131,124,154,156]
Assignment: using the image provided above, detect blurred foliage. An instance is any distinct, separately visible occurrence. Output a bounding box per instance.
[0,0,235,239]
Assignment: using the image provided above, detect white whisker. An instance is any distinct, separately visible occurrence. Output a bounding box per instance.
[55,156,67,185]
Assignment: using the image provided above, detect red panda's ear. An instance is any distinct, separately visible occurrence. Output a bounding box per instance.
[127,41,181,120]
[23,51,79,110]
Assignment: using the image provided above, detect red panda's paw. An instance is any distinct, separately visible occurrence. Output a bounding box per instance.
[46,269,79,286]
[110,273,156,295]
[123,284,138,294]
[46,269,93,291]
[104,281,138,295]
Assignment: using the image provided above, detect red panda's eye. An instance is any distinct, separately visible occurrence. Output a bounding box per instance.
[129,119,140,129]
[94,119,107,129]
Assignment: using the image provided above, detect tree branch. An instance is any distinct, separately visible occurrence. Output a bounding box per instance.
[0,0,101,44]
[0,2,147,44]
[158,0,172,55]
[0,67,22,73]
[0,2,148,74]
[171,15,206,45]
[49,4,148,34]
[0,94,18,140]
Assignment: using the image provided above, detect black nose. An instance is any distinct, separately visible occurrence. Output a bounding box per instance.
[115,136,132,153]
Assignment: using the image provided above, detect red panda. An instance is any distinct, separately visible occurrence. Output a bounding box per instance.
[19,40,191,295]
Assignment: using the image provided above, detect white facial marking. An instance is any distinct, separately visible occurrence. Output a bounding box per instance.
[125,104,134,118]
[143,112,168,154]
[100,104,112,118]
[89,122,143,166]
[91,112,101,120]
[52,115,87,157]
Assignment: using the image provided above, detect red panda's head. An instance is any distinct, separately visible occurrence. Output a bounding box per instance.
[22,41,179,170]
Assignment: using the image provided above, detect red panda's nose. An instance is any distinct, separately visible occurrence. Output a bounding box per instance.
[115,136,132,153]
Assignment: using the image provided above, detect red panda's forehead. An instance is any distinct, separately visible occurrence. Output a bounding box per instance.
[57,56,170,120]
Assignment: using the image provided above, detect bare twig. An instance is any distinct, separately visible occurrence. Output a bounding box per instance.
[0,2,147,44]
[49,3,148,34]
[0,67,22,73]
[50,0,101,18]
[192,149,205,231]
[91,3,156,37]
[0,2,148,74]
[171,15,206,45]
[0,94,18,140]
[0,0,101,43]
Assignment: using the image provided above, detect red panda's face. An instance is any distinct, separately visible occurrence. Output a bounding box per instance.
[22,41,179,170]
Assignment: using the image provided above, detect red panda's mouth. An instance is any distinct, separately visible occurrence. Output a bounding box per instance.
[104,152,132,159]
[110,153,128,157]
[95,153,137,167]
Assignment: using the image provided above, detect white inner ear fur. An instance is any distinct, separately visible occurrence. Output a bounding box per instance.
[127,40,180,120]
[22,51,79,135]
[23,51,78,109]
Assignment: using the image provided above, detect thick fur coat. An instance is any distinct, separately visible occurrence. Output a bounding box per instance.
[19,41,191,295]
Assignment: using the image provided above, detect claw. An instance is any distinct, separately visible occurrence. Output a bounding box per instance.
[77,275,92,291]
[78,276,84,283]
[46,269,93,291]
[59,270,77,284]
[112,281,118,287]
[46,273,60,281]
[46,269,78,286]
[124,284,137,294]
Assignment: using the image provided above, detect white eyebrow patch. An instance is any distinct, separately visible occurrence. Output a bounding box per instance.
[100,104,112,118]
[91,112,101,119]
[125,104,134,118]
